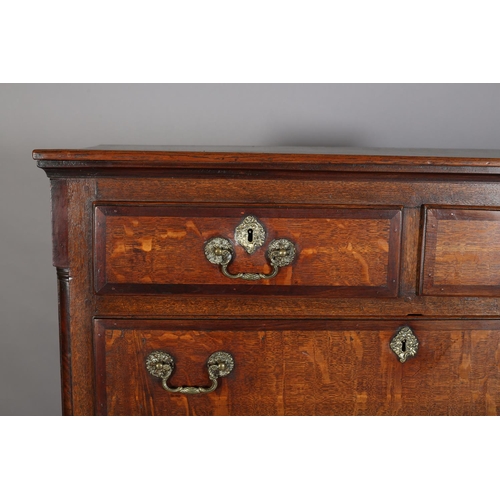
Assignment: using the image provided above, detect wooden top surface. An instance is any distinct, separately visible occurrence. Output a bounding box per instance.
[33,145,500,166]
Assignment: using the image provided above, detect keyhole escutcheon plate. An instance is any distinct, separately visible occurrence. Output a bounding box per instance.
[390,326,419,363]
[235,215,266,254]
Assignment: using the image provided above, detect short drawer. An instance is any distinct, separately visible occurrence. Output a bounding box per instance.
[421,206,500,296]
[94,205,402,296]
[94,318,500,415]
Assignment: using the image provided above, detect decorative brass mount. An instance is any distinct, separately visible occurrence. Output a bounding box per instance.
[204,215,297,281]
[235,215,266,254]
[146,351,235,395]
[390,326,419,363]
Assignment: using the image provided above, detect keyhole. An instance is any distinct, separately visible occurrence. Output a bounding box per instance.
[247,229,253,242]
[401,340,406,352]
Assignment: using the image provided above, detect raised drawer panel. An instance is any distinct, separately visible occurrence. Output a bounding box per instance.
[421,207,500,296]
[94,319,500,416]
[94,205,402,296]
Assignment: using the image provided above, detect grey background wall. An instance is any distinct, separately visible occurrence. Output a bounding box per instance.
[1,83,500,415]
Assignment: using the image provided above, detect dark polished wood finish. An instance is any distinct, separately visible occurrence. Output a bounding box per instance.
[32,145,500,166]
[36,146,500,416]
[56,267,72,415]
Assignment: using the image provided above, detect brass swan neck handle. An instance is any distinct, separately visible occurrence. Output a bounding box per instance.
[204,237,296,281]
[146,351,235,394]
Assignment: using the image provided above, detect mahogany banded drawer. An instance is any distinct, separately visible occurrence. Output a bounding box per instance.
[421,206,500,296]
[94,318,500,416]
[35,146,500,416]
[94,204,402,297]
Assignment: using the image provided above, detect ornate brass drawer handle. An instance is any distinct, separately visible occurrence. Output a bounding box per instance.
[204,215,296,281]
[390,326,419,363]
[205,237,296,280]
[145,351,235,395]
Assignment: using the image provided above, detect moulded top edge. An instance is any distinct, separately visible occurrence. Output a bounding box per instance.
[32,146,500,167]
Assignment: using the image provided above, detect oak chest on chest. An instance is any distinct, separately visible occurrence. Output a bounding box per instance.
[35,146,500,415]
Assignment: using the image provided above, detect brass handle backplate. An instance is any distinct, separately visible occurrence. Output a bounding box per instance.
[390,326,419,363]
[204,215,297,281]
[146,351,235,395]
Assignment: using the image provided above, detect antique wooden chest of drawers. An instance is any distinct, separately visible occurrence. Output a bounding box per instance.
[35,146,500,415]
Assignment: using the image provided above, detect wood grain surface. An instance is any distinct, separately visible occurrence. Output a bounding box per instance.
[65,179,97,415]
[94,319,500,416]
[422,207,500,295]
[56,268,72,415]
[95,205,401,296]
[96,177,500,207]
[33,146,500,166]
[95,294,500,319]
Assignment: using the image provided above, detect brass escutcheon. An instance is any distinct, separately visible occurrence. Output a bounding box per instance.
[390,326,419,363]
[235,215,266,254]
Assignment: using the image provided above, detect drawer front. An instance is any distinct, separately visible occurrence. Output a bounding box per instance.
[94,205,402,296]
[94,319,500,415]
[421,206,500,296]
